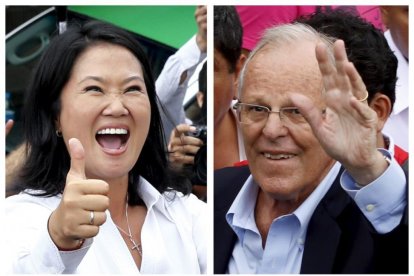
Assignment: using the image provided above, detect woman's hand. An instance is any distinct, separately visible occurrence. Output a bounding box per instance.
[48,138,109,250]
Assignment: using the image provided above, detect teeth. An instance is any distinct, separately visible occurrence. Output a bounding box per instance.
[264,153,294,160]
[97,128,128,135]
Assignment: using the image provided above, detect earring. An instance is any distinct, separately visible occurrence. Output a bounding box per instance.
[56,130,62,137]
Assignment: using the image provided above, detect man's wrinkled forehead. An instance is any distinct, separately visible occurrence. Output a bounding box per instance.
[245,41,321,79]
[240,42,324,100]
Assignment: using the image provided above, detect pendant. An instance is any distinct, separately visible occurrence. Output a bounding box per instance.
[130,237,142,256]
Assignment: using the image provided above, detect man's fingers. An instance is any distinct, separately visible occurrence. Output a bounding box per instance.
[67,138,86,180]
[290,93,324,134]
[345,62,368,101]
[170,153,195,165]
[333,40,352,91]
[315,42,336,91]
[176,124,197,134]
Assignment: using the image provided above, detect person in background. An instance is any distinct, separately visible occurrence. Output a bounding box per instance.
[380,6,408,151]
[214,22,407,274]
[157,5,207,140]
[235,6,315,56]
[214,6,247,169]
[6,20,206,274]
[168,61,207,201]
[296,10,408,167]
[236,5,384,56]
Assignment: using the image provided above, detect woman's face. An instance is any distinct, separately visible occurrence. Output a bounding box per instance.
[58,43,151,182]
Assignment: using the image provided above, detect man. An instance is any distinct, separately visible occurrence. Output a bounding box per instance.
[296,10,408,166]
[380,6,409,151]
[214,22,407,273]
[214,6,246,169]
[168,62,207,200]
[157,5,207,140]
[166,6,246,172]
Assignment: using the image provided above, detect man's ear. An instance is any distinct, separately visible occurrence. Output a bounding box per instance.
[369,93,392,132]
[235,53,247,77]
[233,54,247,99]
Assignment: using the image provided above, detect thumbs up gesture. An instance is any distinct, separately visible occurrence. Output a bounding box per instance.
[48,138,110,250]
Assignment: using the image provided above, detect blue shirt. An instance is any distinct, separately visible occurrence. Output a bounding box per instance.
[226,150,406,274]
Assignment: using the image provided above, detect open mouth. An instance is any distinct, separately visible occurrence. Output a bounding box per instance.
[96,128,130,150]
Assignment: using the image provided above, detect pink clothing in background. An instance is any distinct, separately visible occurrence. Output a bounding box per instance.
[236,6,383,51]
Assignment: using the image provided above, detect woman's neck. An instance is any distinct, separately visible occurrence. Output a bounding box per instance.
[106,175,129,219]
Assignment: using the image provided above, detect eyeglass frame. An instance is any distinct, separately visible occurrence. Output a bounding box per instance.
[232,101,309,125]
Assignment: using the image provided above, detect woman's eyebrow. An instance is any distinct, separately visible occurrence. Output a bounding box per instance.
[122,75,145,84]
[77,75,145,85]
[77,76,105,84]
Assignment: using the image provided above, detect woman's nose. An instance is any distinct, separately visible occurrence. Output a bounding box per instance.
[102,94,129,117]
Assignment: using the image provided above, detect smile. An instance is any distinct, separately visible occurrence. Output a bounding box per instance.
[263,153,295,160]
[96,127,130,151]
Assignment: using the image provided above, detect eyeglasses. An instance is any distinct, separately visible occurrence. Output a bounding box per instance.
[233,102,307,125]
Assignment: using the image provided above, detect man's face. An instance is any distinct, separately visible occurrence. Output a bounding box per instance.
[240,42,335,203]
[214,48,238,126]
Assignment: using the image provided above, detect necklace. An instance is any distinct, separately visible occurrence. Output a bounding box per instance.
[114,202,142,256]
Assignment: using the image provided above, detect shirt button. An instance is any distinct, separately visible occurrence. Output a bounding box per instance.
[366,204,375,212]
[297,238,304,245]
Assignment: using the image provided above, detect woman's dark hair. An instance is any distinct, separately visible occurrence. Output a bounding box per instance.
[17,20,191,204]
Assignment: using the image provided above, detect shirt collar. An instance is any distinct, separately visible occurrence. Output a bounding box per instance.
[136,177,175,223]
[226,174,258,241]
[137,176,163,209]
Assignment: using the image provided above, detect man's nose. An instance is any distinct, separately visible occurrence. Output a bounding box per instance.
[262,112,288,139]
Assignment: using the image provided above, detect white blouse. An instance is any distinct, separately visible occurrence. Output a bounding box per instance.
[5,177,207,274]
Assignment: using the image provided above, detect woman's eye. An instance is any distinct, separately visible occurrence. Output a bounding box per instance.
[84,86,103,93]
[125,85,143,93]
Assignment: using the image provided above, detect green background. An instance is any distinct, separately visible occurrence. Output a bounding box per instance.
[69,6,197,49]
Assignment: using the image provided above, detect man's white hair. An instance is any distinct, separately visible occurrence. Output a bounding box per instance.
[238,23,335,98]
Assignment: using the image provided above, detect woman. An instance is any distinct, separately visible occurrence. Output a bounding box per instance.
[5,20,207,274]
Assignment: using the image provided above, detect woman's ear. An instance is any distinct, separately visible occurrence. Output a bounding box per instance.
[369,93,392,132]
[55,117,62,135]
